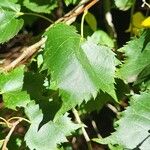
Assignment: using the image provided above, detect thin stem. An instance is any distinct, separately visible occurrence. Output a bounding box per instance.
[107,104,119,117]
[80,0,99,38]
[8,117,31,124]
[142,0,150,8]
[91,120,101,138]
[72,108,93,150]
[2,118,23,150]
[22,12,54,23]
[81,10,88,38]
[0,117,10,128]
[0,122,6,125]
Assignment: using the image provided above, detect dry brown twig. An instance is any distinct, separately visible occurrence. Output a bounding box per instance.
[2,118,23,150]
[56,0,99,25]
[1,0,99,72]
[2,37,47,72]
[0,117,30,150]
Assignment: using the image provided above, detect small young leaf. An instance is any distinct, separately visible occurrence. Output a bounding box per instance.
[85,12,97,31]
[43,23,117,117]
[25,101,80,150]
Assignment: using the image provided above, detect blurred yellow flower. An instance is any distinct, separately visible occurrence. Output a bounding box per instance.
[141,17,150,28]
[126,12,150,35]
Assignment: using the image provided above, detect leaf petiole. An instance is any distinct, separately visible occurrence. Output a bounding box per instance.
[19,12,54,23]
[81,10,88,38]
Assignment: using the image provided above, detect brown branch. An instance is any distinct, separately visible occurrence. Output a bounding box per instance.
[2,37,46,72]
[55,0,97,23]
[57,0,99,25]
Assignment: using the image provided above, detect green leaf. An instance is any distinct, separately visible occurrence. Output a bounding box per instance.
[3,91,30,110]
[140,80,150,92]
[25,101,80,150]
[91,30,114,48]
[0,66,30,109]
[85,12,97,31]
[144,80,150,91]
[94,92,150,150]
[134,64,150,85]
[0,8,24,44]
[23,72,62,120]
[37,54,43,68]
[0,66,24,93]
[23,72,46,100]
[117,29,150,83]
[114,0,135,10]
[64,0,79,6]
[0,0,21,12]
[9,0,19,3]
[43,23,117,117]
[23,0,57,14]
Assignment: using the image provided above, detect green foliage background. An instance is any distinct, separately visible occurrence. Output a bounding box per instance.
[0,0,149,150]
